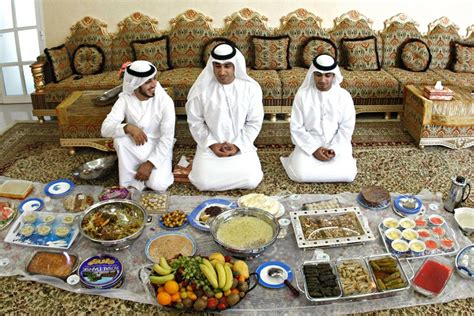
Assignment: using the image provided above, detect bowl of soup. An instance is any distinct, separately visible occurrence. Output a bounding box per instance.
[209,207,279,258]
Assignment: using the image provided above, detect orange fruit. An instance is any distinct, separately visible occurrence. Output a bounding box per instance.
[157,286,165,293]
[164,280,179,295]
[171,292,181,302]
[157,292,172,306]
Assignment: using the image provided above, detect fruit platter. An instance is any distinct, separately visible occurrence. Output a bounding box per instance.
[142,252,256,311]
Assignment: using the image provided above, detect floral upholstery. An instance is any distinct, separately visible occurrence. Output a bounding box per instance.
[202,38,236,65]
[278,67,307,103]
[381,21,422,68]
[400,39,431,72]
[44,45,73,82]
[426,22,460,69]
[434,69,474,89]
[44,71,122,103]
[247,69,282,106]
[131,36,170,71]
[112,12,163,70]
[221,8,272,66]
[168,10,217,68]
[72,44,105,75]
[302,37,337,67]
[340,69,401,98]
[157,68,203,107]
[452,42,474,73]
[252,36,290,70]
[65,17,114,71]
[275,9,329,67]
[385,67,439,87]
[341,36,380,71]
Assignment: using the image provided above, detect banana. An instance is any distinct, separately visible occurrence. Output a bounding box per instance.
[159,257,172,271]
[149,273,175,285]
[152,263,172,276]
[222,264,234,292]
[210,259,220,267]
[202,258,217,280]
[200,264,219,289]
[215,262,226,289]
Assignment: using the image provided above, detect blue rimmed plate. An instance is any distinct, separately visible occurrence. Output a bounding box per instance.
[394,195,423,215]
[145,232,197,263]
[256,260,293,289]
[158,214,190,231]
[18,198,44,213]
[189,198,238,231]
[44,179,75,198]
[356,193,390,211]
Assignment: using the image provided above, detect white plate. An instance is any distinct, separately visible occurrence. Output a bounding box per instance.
[238,195,285,218]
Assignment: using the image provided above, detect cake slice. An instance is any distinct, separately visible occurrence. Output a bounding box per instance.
[360,185,390,207]
[0,180,34,199]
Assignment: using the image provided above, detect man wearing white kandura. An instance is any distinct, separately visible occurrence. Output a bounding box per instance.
[101,60,175,192]
[185,43,264,191]
[280,54,357,182]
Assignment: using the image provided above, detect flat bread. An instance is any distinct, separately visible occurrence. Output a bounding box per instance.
[360,186,390,207]
[0,180,33,199]
[239,193,280,215]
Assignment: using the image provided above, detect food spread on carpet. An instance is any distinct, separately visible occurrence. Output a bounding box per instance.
[0,176,473,314]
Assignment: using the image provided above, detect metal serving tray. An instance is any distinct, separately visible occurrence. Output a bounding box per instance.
[290,207,375,249]
[296,254,411,303]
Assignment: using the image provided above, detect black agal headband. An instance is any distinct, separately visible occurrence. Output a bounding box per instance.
[126,63,156,77]
[211,43,237,60]
[313,54,337,71]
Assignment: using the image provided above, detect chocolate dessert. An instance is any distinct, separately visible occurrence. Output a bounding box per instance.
[360,186,390,207]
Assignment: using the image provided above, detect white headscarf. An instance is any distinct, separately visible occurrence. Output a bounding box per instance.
[187,43,257,101]
[121,60,162,96]
[298,54,343,93]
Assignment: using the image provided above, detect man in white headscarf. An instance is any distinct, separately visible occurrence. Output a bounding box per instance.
[185,43,264,191]
[101,60,175,191]
[280,54,357,183]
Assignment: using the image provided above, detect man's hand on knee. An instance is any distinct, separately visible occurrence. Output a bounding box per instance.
[222,142,240,156]
[313,147,335,161]
[124,124,148,145]
[135,161,154,181]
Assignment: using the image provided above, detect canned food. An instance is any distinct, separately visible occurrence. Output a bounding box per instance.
[78,254,124,289]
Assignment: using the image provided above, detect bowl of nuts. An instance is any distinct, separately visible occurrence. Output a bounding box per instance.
[159,210,189,230]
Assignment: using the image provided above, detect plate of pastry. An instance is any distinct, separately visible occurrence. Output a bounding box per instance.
[189,198,237,231]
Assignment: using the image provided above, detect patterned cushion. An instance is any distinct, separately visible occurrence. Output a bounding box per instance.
[434,69,474,89]
[426,24,460,69]
[201,38,236,65]
[251,36,290,70]
[400,39,431,72]
[247,69,282,105]
[131,36,170,71]
[72,44,105,75]
[381,22,422,68]
[340,68,401,98]
[341,36,380,71]
[44,44,73,82]
[44,71,123,103]
[302,37,337,68]
[452,42,474,73]
[385,67,439,87]
[157,68,203,107]
[278,67,308,101]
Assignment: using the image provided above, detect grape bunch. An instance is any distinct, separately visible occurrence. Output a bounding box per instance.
[171,256,212,291]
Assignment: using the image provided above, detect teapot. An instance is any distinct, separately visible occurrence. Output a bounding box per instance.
[444,176,471,213]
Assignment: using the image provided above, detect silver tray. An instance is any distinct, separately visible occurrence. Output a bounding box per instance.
[296,254,411,303]
[290,207,375,249]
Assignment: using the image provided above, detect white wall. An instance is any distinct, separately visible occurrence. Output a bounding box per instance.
[42,0,473,47]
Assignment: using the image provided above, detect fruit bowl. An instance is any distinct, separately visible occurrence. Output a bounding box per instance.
[139,254,257,312]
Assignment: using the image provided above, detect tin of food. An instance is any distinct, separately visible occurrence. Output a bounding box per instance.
[78,254,124,289]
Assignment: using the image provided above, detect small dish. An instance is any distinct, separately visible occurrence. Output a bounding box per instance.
[158,210,189,230]
[399,218,416,230]
[44,179,75,198]
[391,239,409,255]
[455,245,474,279]
[409,240,426,256]
[145,232,196,262]
[428,215,445,226]
[356,193,390,211]
[43,214,56,225]
[256,260,293,289]
[20,224,34,237]
[18,198,44,213]
[394,195,423,215]
[0,202,17,231]
[189,198,238,231]
[36,224,51,236]
[401,228,418,241]
[416,228,431,240]
[412,257,453,297]
[382,217,399,229]
[23,212,38,224]
[55,226,71,238]
[385,228,402,242]
[98,186,130,201]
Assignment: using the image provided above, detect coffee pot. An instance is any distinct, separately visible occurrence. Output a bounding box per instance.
[444,176,471,213]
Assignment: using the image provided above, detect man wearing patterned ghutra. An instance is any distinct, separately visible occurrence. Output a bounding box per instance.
[185,43,264,191]
[101,60,175,192]
[280,54,358,183]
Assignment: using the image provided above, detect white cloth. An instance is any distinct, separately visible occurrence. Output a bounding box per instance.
[101,88,175,191]
[186,45,264,191]
[121,60,157,96]
[280,62,357,183]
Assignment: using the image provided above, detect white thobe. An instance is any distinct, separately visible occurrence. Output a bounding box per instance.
[101,93,175,191]
[186,79,264,191]
[281,85,357,183]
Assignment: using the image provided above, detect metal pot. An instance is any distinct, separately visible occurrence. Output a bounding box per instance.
[79,199,148,250]
[209,207,280,258]
[72,156,117,180]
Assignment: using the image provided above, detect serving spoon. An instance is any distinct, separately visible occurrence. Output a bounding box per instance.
[268,267,300,297]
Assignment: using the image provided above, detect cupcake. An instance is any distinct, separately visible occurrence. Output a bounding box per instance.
[391,239,409,255]
[431,226,446,238]
[399,218,416,230]
[20,224,34,237]
[43,214,56,225]
[414,216,427,228]
[55,225,70,238]
[401,228,419,241]
[62,215,75,226]
[417,228,431,240]
[428,215,445,226]
[409,240,426,256]
[23,212,37,224]
[385,228,402,242]
[36,224,51,236]
[383,217,399,230]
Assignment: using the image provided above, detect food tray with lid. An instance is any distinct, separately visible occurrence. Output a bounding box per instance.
[290,207,375,249]
[296,254,411,303]
[378,214,460,259]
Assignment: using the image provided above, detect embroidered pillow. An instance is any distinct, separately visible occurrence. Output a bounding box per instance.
[452,42,474,73]
[131,36,170,71]
[72,44,105,75]
[302,37,337,68]
[251,35,291,70]
[401,39,431,72]
[341,36,380,71]
[44,44,73,82]
[201,38,236,65]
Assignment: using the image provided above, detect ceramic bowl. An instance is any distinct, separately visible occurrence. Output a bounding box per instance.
[454,207,474,234]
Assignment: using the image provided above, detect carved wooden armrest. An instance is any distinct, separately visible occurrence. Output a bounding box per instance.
[29,57,48,93]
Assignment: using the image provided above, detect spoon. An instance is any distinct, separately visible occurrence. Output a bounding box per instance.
[268,267,300,297]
